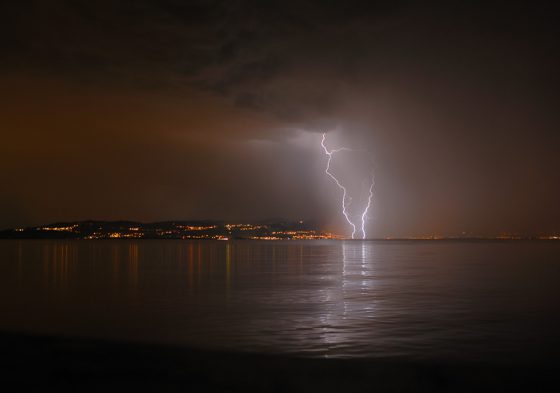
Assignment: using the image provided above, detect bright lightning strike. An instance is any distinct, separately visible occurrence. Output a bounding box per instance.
[360,178,374,239]
[321,134,356,238]
[321,133,374,239]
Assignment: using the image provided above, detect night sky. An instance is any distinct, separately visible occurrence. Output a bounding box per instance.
[1,0,559,237]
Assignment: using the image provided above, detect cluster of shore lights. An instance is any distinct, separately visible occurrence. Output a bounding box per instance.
[39,225,79,231]
[177,225,217,231]
[225,224,266,231]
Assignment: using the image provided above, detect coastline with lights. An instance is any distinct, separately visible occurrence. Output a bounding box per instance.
[0,220,558,241]
[0,220,344,240]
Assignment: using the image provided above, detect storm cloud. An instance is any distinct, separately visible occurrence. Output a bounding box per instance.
[1,0,559,236]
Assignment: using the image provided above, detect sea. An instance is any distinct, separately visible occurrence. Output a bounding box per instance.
[1,239,559,364]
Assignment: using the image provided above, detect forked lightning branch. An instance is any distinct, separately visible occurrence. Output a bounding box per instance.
[321,133,374,239]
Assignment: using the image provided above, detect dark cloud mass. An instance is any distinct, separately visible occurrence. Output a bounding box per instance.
[1,0,559,236]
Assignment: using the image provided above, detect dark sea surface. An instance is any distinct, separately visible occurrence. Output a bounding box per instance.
[1,239,559,364]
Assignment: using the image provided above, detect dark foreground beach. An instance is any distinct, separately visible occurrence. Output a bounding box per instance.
[1,331,558,393]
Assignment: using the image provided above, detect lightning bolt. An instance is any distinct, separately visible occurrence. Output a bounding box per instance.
[321,133,374,239]
[321,133,356,238]
[360,177,374,239]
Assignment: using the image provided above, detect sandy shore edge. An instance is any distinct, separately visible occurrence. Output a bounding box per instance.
[0,331,557,392]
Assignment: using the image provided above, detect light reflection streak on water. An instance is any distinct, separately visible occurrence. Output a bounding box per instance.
[2,240,560,363]
[39,242,72,292]
[318,241,377,356]
[128,243,138,289]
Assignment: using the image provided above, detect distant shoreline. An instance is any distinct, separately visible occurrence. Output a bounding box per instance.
[1,236,559,241]
[3,220,557,241]
[1,235,559,241]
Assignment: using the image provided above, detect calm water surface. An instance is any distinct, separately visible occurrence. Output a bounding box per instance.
[1,240,559,363]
